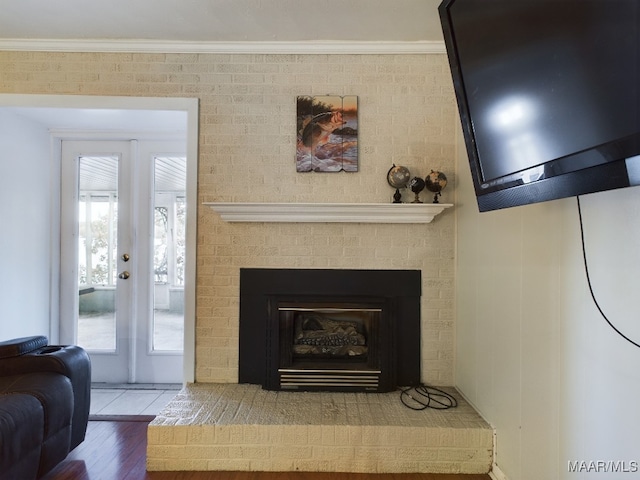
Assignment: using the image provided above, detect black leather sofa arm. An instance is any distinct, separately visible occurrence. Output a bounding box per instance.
[0,336,48,360]
[0,337,91,449]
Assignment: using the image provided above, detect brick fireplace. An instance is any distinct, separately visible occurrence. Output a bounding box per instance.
[148,269,493,474]
[238,268,422,392]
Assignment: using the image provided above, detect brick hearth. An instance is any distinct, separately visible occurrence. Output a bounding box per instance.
[147,383,493,474]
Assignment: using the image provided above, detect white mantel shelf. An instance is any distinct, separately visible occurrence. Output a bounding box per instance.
[204,202,453,224]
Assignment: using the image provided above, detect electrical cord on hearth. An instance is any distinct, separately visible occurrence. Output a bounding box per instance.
[577,196,640,349]
[399,384,458,411]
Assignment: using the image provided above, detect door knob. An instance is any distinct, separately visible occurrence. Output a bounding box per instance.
[122,253,130,262]
[118,271,130,280]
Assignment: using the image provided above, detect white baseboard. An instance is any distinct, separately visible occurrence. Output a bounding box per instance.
[490,464,509,480]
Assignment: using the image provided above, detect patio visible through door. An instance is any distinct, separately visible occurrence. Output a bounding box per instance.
[60,139,185,384]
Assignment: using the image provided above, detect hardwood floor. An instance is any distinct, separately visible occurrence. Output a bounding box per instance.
[42,420,492,480]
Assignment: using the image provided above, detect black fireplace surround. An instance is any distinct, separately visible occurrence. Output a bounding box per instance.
[239,268,421,392]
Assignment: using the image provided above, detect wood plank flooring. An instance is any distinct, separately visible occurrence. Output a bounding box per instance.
[42,420,492,480]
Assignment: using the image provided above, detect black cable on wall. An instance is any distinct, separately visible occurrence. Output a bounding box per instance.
[576,196,640,349]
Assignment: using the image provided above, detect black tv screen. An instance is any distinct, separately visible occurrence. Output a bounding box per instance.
[439,0,640,211]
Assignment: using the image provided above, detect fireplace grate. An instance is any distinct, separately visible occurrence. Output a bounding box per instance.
[279,368,381,390]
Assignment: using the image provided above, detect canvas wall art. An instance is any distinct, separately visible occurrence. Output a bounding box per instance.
[296,95,358,172]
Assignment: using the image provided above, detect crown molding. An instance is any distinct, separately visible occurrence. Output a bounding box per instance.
[0,39,446,55]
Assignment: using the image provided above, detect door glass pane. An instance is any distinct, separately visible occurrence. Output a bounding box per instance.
[152,156,186,351]
[77,156,118,351]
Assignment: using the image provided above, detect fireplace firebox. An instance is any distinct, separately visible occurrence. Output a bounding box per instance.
[239,269,421,392]
[274,299,389,391]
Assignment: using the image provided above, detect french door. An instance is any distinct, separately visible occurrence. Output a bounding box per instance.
[60,140,185,383]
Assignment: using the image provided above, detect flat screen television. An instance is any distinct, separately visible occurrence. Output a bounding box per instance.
[439,0,640,212]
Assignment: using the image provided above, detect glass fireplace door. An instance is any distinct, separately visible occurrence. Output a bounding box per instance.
[272,301,388,392]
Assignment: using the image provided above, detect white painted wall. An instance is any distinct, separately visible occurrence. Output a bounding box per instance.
[455,131,640,479]
[0,110,53,340]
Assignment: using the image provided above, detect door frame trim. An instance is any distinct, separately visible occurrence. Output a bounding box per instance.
[0,93,198,384]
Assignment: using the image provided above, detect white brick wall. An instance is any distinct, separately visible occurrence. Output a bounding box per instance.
[0,51,457,385]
